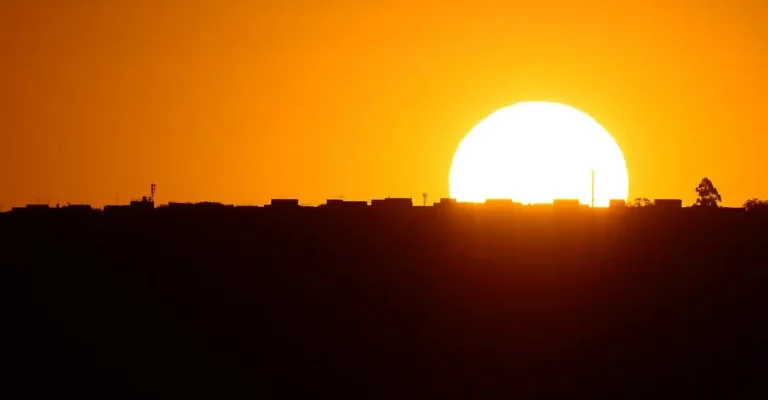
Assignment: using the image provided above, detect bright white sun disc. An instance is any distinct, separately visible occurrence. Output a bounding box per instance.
[449,102,629,206]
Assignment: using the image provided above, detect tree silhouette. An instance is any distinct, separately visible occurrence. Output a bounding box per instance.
[743,198,768,211]
[630,197,653,207]
[694,177,721,208]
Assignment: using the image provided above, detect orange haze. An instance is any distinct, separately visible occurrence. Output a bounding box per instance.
[1,0,766,207]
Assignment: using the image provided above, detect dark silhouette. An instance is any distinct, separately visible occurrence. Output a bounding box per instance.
[609,199,626,207]
[6,198,768,398]
[630,197,652,207]
[743,198,768,211]
[695,177,722,207]
[653,198,683,209]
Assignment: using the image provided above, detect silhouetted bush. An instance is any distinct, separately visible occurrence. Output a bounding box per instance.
[744,198,768,211]
[629,197,652,207]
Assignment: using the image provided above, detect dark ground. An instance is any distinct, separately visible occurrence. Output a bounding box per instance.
[6,205,768,398]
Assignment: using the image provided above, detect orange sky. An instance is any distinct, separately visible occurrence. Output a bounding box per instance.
[1,0,766,208]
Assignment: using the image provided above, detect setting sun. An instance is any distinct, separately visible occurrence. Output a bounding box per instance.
[449,102,629,206]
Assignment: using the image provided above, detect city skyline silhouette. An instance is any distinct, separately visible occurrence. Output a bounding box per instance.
[6,1,768,398]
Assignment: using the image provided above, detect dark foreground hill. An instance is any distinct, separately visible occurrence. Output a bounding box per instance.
[5,205,768,398]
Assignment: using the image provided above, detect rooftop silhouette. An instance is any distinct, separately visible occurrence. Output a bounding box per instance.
[5,195,764,215]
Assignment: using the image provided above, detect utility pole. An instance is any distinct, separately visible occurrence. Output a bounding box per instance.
[591,169,595,208]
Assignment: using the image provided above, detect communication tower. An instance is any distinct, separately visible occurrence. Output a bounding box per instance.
[422,193,428,207]
[149,183,156,203]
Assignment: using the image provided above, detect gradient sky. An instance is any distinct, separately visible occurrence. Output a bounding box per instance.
[1,0,766,207]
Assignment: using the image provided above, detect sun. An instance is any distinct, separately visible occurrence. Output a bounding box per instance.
[449,102,629,206]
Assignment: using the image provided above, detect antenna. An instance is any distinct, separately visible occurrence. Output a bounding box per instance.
[591,169,595,208]
[422,192,428,207]
[149,183,156,203]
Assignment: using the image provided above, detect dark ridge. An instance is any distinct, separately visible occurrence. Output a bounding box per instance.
[6,204,768,398]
